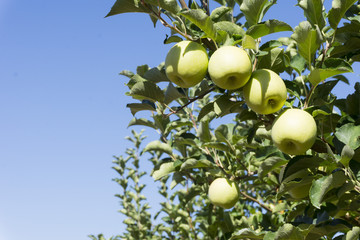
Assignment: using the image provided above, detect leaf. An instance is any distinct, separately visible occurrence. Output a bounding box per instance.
[281,156,323,182]
[126,101,156,115]
[143,65,169,83]
[210,6,232,22]
[310,170,348,209]
[328,0,357,29]
[258,156,288,179]
[230,228,266,239]
[202,142,232,152]
[240,0,276,26]
[346,226,360,240]
[246,19,293,39]
[291,21,323,65]
[335,123,360,150]
[214,21,246,37]
[145,0,181,14]
[274,223,313,240]
[179,9,217,40]
[257,47,287,73]
[164,82,186,104]
[152,162,176,180]
[214,124,235,144]
[341,145,355,167]
[242,34,257,49]
[127,117,157,129]
[129,80,165,102]
[105,0,151,16]
[290,54,306,74]
[213,95,244,117]
[143,140,173,155]
[180,158,215,171]
[308,58,353,85]
[297,0,326,29]
[197,120,212,142]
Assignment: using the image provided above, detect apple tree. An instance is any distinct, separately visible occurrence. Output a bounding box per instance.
[90,0,360,239]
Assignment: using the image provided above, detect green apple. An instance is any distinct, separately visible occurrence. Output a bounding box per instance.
[208,46,252,90]
[271,109,317,155]
[165,41,208,88]
[208,178,239,209]
[243,69,287,115]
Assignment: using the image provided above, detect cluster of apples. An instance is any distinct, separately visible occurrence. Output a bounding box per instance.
[165,41,318,209]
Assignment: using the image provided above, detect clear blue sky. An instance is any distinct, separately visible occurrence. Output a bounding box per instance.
[0,1,358,240]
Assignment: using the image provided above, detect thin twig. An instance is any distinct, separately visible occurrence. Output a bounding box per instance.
[240,191,273,213]
[166,86,215,118]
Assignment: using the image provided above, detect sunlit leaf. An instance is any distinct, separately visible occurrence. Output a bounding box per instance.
[328,0,357,29]
[246,19,293,39]
[179,9,217,40]
[310,170,348,209]
[291,21,323,65]
[240,0,276,26]
[297,0,326,29]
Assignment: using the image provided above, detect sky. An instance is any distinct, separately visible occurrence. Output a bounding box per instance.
[0,1,358,240]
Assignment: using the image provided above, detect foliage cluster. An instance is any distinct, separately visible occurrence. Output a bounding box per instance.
[90,0,360,239]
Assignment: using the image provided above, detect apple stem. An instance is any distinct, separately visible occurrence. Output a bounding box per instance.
[304,84,316,109]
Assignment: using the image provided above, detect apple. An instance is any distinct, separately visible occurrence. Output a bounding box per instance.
[165,41,208,88]
[208,178,239,209]
[208,46,252,90]
[271,109,317,155]
[243,69,287,115]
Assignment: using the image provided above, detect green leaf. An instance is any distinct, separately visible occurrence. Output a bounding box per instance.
[310,170,348,209]
[180,158,215,171]
[126,101,156,115]
[105,0,151,16]
[164,82,186,104]
[258,156,288,179]
[308,58,353,85]
[152,161,176,180]
[328,0,357,29]
[129,80,165,102]
[281,156,323,181]
[145,0,181,14]
[291,21,323,65]
[297,0,326,29]
[242,34,257,49]
[246,19,293,39]
[346,226,360,240]
[143,140,173,155]
[341,145,355,167]
[335,123,360,150]
[127,117,157,129]
[230,228,266,239]
[143,65,170,83]
[210,6,232,22]
[215,124,235,144]
[213,95,244,117]
[197,120,212,142]
[290,54,307,74]
[257,47,287,73]
[274,224,313,240]
[179,9,217,40]
[202,142,232,152]
[240,0,276,26]
[214,21,246,37]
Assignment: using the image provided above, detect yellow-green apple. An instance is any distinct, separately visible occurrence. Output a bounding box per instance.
[243,69,287,115]
[208,178,239,209]
[208,46,252,90]
[271,109,317,155]
[165,41,208,88]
